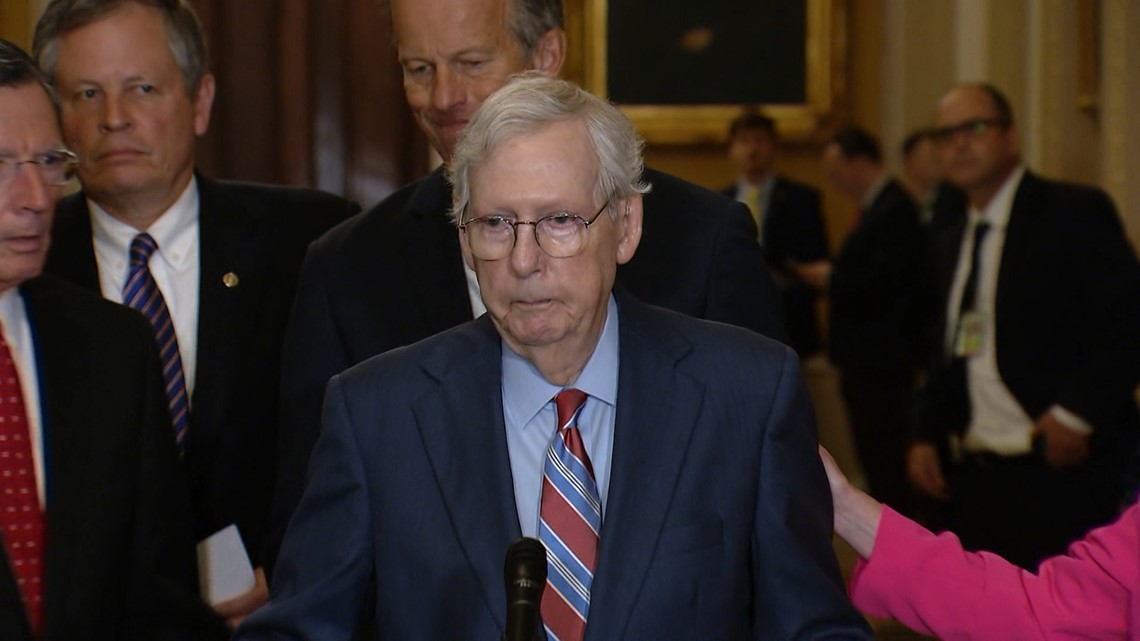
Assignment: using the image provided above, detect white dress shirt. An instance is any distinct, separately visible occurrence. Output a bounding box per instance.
[89,178,201,396]
[945,167,1089,455]
[0,288,45,507]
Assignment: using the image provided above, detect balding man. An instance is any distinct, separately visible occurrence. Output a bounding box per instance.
[909,83,1140,570]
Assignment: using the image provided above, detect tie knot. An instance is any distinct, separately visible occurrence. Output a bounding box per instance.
[555,388,588,429]
[130,233,159,266]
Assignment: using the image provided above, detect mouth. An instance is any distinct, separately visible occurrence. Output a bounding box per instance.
[95,147,146,162]
[2,234,46,253]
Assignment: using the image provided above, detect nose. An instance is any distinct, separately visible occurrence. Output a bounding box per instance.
[430,67,465,113]
[10,164,53,215]
[508,224,543,276]
[98,93,132,133]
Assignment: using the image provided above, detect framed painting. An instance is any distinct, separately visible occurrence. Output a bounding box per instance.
[563,0,847,144]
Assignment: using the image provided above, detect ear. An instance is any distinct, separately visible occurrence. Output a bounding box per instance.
[192,73,216,136]
[529,28,566,76]
[614,195,643,265]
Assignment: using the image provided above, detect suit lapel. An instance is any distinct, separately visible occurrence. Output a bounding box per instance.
[587,294,704,639]
[192,176,261,449]
[412,318,519,630]
[19,280,92,636]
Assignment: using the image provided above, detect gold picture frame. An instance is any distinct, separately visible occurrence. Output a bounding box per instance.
[563,0,847,144]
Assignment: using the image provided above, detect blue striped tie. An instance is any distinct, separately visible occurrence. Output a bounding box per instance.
[539,388,599,641]
[123,233,189,453]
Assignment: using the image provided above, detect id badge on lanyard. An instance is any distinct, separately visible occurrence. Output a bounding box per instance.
[953,310,988,357]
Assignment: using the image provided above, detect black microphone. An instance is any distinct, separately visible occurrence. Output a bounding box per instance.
[503,537,547,641]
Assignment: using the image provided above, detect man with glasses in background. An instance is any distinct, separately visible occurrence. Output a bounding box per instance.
[238,73,870,641]
[0,38,215,640]
[908,83,1140,570]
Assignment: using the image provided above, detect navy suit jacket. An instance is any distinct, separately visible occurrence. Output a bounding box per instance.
[240,292,870,640]
[267,167,787,572]
[43,176,357,565]
[722,176,829,355]
[0,277,221,641]
[916,172,1140,492]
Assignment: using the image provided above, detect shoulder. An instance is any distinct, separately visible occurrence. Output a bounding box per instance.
[620,294,794,380]
[775,176,822,201]
[333,317,496,398]
[641,167,753,239]
[202,177,358,223]
[310,171,449,255]
[1018,172,1115,213]
[1014,172,1122,235]
[22,275,153,346]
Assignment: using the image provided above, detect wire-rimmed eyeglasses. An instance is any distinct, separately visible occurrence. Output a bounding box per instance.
[459,200,609,260]
[0,148,79,188]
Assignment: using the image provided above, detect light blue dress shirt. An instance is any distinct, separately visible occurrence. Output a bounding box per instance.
[502,295,619,538]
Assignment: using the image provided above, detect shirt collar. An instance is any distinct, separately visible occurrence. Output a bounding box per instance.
[738,173,776,197]
[502,295,620,431]
[969,165,1025,230]
[0,288,23,345]
[89,176,200,271]
[861,175,890,209]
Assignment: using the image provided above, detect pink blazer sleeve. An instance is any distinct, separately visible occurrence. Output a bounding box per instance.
[849,504,1140,641]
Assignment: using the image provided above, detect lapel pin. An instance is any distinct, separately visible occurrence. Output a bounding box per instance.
[222,272,240,288]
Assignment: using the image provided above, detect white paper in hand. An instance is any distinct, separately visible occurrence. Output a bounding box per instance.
[196,524,256,605]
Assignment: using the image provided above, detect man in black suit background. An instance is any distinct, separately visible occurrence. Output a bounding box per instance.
[908,83,1140,570]
[800,126,929,516]
[31,0,357,625]
[267,0,785,571]
[721,110,829,357]
[0,38,218,640]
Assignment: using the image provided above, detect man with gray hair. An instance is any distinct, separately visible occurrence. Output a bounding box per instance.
[31,0,358,627]
[238,73,870,641]
[267,0,786,572]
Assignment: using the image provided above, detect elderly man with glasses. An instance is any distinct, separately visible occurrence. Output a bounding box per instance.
[237,73,870,641]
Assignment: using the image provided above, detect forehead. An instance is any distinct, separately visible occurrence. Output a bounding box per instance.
[0,84,62,153]
[937,87,998,124]
[53,4,179,82]
[393,0,517,55]
[471,120,597,205]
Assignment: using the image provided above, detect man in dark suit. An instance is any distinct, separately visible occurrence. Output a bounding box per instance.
[238,73,869,641]
[0,38,220,640]
[720,110,829,356]
[909,83,1140,570]
[267,0,784,571]
[804,126,929,516]
[31,0,357,623]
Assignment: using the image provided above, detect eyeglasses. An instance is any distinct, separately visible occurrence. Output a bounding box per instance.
[0,148,80,188]
[460,201,609,260]
[931,118,1009,144]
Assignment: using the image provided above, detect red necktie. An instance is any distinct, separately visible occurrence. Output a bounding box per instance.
[539,388,599,641]
[0,322,44,635]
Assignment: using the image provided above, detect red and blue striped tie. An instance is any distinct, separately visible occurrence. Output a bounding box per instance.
[123,233,189,453]
[539,388,599,641]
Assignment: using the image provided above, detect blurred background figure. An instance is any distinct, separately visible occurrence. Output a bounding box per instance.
[909,83,1140,571]
[721,110,829,358]
[808,126,929,517]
